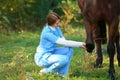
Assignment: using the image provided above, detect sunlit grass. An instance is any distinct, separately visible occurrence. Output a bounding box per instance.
[0,27,120,80]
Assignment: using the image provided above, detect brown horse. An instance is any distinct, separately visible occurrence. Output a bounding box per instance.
[77,0,120,80]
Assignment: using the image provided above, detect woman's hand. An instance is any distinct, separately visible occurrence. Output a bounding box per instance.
[81,42,86,49]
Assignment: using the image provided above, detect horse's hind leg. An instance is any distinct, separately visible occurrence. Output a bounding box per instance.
[115,28,120,67]
[107,17,119,80]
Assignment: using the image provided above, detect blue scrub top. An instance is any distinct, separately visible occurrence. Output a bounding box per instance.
[36,24,64,58]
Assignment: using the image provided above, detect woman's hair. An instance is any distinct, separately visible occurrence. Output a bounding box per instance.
[46,12,60,26]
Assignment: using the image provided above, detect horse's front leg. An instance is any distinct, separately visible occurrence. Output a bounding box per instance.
[94,41,103,68]
[115,29,120,67]
[84,18,95,53]
[107,40,115,80]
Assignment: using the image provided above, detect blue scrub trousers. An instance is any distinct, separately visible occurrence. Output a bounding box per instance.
[35,47,73,75]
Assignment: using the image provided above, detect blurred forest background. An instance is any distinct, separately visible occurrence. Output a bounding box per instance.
[0,0,84,34]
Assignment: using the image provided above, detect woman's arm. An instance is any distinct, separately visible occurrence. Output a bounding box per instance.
[56,38,85,48]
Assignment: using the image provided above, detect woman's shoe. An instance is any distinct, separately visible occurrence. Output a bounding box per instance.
[39,68,48,75]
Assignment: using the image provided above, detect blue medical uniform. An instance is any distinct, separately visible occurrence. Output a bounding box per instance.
[34,24,73,75]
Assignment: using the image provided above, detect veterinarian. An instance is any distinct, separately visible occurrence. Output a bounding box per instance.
[34,12,86,78]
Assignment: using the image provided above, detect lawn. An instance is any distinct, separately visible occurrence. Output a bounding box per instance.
[0,27,120,80]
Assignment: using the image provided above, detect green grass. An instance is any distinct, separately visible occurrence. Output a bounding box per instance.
[0,28,120,80]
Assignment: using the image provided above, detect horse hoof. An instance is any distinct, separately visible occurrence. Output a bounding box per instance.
[108,70,116,80]
[110,76,116,80]
[94,64,102,68]
[87,49,93,53]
